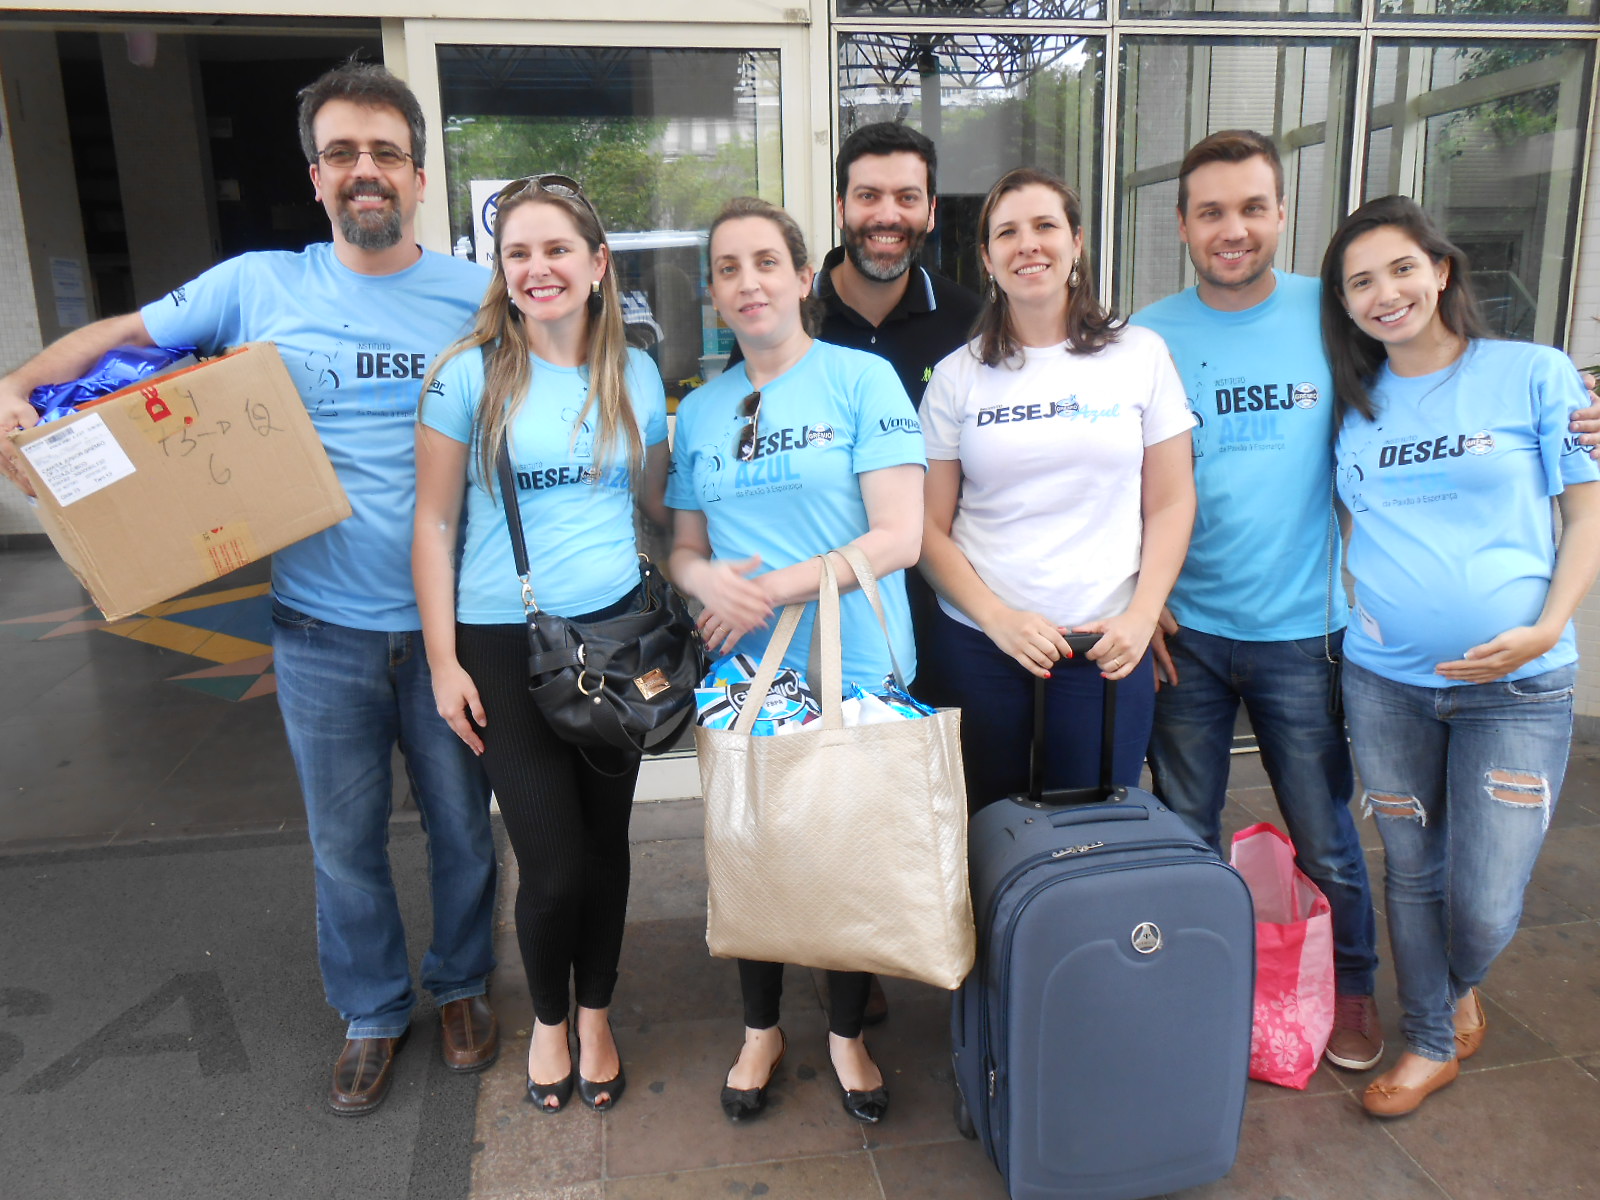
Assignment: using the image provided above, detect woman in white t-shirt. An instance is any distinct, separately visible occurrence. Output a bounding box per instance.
[919,168,1196,810]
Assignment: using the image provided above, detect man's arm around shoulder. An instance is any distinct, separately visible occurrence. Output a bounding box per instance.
[0,312,155,496]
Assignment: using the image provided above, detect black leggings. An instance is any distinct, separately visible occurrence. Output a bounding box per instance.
[738,960,871,1040]
[456,621,639,1026]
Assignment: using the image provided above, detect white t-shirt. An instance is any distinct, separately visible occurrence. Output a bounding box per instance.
[921,325,1193,630]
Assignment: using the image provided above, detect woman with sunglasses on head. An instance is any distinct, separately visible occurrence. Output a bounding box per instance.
[413,175,670,1115]
[918,168,1195,811]
[1319,195,1600,1117]
[666,196,925,1125]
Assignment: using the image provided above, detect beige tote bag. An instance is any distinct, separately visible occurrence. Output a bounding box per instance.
[698,546,975,990]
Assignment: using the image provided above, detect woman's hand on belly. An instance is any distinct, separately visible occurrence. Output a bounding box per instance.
[1074,610,1159,682]
[691,554,774,655]
[978,606,1074,679]
[1434,624,1560,684]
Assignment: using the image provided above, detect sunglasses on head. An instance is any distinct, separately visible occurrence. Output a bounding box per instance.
[735,391,763,463]
[497,173,587,205]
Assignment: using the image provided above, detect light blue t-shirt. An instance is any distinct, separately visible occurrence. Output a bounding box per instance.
[1131,272,1348,641]
[142,244,490,631]
[1336,339,1599,687]
[420,346,668,624]
[665,340,926,684]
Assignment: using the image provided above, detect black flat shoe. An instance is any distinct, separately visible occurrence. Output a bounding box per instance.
[578,1064,626,1112]
[835,1041,889,1124]
[719,1029,786,1123]
[525,1071,574,1113]
[841,1083,890,1124]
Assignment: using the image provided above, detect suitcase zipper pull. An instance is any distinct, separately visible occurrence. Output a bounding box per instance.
[1051,841,1106,858]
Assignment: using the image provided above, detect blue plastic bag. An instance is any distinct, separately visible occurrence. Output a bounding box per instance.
[29,344,198,425]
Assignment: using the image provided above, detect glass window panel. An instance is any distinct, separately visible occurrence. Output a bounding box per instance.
[838,32,1104,293]
[1122,0,1352,19]
[836,1,1106,19]
[1116,37,1357,315]
[1363,39,1591,344]
[1377,0,1596,22]
[436,45,782,399]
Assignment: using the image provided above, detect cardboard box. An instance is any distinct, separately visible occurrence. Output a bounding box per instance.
[9,342,351,620]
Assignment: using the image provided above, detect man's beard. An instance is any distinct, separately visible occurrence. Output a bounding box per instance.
[843,220,927,282]
[338,181,403,251]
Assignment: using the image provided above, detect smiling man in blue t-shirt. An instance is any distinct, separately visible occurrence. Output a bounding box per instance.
[1129,130,1386,1072]
[0,64,498,1115]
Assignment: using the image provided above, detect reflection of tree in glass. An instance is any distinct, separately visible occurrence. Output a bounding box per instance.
[443,117,776,239]
[1451,9,1570,145]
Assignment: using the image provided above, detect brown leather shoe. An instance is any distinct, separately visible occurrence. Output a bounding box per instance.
[440,995,499,1072]
[1454,988,1487,1060]
[1362,1055,1459,1118]
[328,1031,408,1116]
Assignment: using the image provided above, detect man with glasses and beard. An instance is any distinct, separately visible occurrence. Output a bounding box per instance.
[0,62,499,1116]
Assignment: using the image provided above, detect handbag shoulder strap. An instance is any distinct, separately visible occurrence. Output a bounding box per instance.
[495,441,538,614]
[827,544,908,690]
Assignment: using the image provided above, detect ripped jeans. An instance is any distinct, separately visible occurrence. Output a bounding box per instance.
[1343,659,1574,1061]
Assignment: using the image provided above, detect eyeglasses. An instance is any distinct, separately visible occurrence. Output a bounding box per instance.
[735,391,763,463]
[315,144,415,170]
[497,173,588,205]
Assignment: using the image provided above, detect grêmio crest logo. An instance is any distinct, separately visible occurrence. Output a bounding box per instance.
[1378,430,1495,468]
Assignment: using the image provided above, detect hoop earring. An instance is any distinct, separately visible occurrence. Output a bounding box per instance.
[587,279,603,317]
[1068,262,1081,289]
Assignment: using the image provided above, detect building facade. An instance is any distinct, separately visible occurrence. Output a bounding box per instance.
[4,0,1600,720]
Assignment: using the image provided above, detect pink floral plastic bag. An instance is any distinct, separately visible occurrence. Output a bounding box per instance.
[1230,823,1335,1090]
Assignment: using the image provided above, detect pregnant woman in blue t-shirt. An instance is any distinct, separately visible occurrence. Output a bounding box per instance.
[1320,195,1600,1118]
[413,176,670,1116]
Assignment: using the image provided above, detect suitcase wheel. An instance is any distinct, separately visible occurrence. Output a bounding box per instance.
[953,1088,977,1140]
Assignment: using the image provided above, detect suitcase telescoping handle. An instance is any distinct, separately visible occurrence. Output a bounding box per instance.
[1026,632,1124,809]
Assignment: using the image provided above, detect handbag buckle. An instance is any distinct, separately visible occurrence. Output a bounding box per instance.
[576,668,604,696]
[634,668,671,699]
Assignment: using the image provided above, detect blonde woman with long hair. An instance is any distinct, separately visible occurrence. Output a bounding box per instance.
[413,175,669,1115]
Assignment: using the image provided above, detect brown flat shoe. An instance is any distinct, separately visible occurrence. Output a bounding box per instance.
[1362,1056,1459,1118]
[440,995,499,1072]
[1453,989,1487,1061]
[329,1030,409,1116]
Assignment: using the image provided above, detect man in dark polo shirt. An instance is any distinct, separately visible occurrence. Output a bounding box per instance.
[813,123,981,407]
[730,122,979,407]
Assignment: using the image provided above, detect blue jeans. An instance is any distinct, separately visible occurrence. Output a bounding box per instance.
[1149,626,1378,996]
[272,600,497,1038]
[1343,659,1573,1062]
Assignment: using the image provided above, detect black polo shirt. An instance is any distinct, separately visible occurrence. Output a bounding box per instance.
[727,245,981,409]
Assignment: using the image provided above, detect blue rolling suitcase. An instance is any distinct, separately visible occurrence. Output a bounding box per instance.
[952,638,1255,1200]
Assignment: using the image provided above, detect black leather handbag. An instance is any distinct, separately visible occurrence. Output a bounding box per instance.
[496,447,705,758]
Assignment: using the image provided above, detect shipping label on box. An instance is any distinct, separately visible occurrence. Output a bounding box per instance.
[9,342,352,620]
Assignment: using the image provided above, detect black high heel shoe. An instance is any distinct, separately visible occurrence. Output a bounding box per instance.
[719,1029,786,1123]
[576,1035,627,1112]
[526,1022,574,1114]
[834,1042,889,1124]
[525,1070,574,1113]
